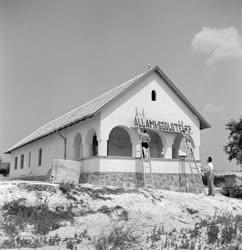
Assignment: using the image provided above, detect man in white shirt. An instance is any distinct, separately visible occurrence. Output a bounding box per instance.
[202,157,215,196]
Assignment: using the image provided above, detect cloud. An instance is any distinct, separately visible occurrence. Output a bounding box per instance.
[191,27,242,65]
[203,103,224,114]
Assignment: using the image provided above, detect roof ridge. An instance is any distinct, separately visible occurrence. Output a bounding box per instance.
[37,66,153,129]
[5,66,155,153]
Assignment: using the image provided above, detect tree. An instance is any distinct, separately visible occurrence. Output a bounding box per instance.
[224,118,242,166]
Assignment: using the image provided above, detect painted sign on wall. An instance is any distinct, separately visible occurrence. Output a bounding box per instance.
[134,117,191,133]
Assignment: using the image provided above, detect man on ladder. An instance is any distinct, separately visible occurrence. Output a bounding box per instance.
[137,126,151,161]
[136,124,154,188]
[135,107,154,188]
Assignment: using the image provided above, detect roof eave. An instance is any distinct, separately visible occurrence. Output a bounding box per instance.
[4,114,94,154]
[200,120,211,130]
[153,66,211,131]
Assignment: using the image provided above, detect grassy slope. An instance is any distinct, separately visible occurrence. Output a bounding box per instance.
[0,181,241,249]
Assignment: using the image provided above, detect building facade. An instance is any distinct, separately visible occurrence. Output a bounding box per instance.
[6,66,210,191]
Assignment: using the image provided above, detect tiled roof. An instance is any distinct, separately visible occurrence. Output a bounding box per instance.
[6,65,210,153]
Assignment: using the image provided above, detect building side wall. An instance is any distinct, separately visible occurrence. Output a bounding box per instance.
[9,133,63,178]
[9,114,101,178]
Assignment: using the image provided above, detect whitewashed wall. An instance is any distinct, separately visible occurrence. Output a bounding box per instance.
[80,157,201,174]
[9,133,63,178]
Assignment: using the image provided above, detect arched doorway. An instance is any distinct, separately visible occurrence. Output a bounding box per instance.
[172,133,195,159]
[92,135,98,157]
[73,133,83,161]
[147,130,164,158]
[85,129,98,158]
[107,126,132,157]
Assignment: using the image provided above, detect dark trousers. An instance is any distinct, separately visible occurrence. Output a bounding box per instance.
[207,175,215,196]
[141,142,149,158]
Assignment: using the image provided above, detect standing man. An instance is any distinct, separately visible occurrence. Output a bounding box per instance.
[202,157,215,196]
[137,126,151,161]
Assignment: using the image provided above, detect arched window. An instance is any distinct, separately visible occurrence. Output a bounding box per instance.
[147,130,163,158]
[107,126,132,157]
[172,133,195,159]
[151,90,156,101]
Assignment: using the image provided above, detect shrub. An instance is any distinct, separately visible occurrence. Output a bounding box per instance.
[59,182,75,194]
[221,223,237,244]
[0,231,90,249]
[223,186,242,198]
[63,230,91,249]
[66,239,75,250]
[1,218,19,237]
[235,215,242,232]
[214,175,226,187]
[207,220,220,244]
[196,212,242,246]
[18,183,57,193]
[76,186,112,201]
[146,226,164,247]
[2,198,75,235]
[48,234,62,246]
[0,236,45,249]
[186,207,198,215]
[97,205,128,221]
[216,213,238,245]
[93,224,141,250]
[189,223,201,239]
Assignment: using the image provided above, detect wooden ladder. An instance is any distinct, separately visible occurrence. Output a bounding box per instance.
[140,147,154,188]
[183,132,206,194]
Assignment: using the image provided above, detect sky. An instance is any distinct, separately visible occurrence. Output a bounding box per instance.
[0,0,242,171]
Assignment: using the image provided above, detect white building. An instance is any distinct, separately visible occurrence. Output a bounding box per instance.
[5,65,210,191]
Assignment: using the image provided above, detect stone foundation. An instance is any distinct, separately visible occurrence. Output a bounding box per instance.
[79,172,203,193]
[9,170,203,193]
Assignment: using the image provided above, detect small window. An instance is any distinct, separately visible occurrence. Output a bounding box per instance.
[38,148,42,166]
[28,152,31,167]
[14,157,18,170]
[151,90,156,101]
[20,154,24,169]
